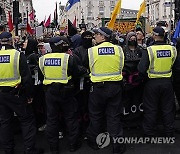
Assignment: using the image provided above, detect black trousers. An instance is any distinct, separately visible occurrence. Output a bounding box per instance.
[32,85,46,127]
[45,84,79,150]
[75,80,90,135]
[143,79,175,136]
[172,76,180,109]
[86,81,123,143]
[0,92,36,153]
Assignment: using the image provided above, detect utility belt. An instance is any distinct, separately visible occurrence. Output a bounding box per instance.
[45,82,75,97]
[92,81,123,87]
[0,86,19,95]
[148,77,171,81]
[45,82,74,91]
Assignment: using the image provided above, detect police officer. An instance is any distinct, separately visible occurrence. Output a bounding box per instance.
[0,32,42,154]
[138,26,177,137]
[39,36,86,154]
[86,27,126,154]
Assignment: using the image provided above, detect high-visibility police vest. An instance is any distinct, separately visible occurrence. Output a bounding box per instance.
[39,53,70,85]
[88,42,124,82]
[147,45,177,78]
[0,49,21,87]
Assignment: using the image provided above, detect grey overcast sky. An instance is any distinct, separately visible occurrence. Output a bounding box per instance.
[32,0,143,22]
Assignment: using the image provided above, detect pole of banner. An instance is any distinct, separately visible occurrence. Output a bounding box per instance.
[169,0,173,42]
[26,4,29,36]
[14,0,18,36]
[34,19,36,38]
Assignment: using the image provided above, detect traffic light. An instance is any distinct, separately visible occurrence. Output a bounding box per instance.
[13,1,20,24]
[175,0,180,20]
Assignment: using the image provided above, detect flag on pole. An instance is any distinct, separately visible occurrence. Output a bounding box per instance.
[108,0,121,30]
[29,10,35,20]
[172,20,180,44]
[73,16,76,27]
[44,14,51,28]
[26,22,33,35]
[68,19,77,36]
[135,0,146,24]
[54,2,58,27]
[66,0,80,11]
[38,21,44,26]
[8,11,14,32]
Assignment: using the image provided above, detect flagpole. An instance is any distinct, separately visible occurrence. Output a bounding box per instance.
[14,0,18,36]
[169,0,173,42]
[26,4,29,36]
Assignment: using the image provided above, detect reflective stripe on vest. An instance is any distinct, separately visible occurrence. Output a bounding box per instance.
[0,49,21,86]
[147,45,177,78]
[88,42,124,82]
[39,53,70,84]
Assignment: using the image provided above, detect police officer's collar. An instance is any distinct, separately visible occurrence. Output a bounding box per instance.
[96,41,108,45]
[154,41,166,45]
[54,40,64,46]
[0,44,14,50]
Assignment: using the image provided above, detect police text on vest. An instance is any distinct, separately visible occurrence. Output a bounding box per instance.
[0,55,10,63]
[44,58,61,66]
[157,50,171,58]
[98,47,115,55]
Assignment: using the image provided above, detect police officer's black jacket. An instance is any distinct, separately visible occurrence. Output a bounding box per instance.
[74,46,89,70]
[0,45,33,98]
[138,41,180,79]
[68,54,87,79]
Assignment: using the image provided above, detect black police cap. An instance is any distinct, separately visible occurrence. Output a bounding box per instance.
[0,32,12,42]
[153,26,165,36]
[94,27,112,38]
[49,36,69,46]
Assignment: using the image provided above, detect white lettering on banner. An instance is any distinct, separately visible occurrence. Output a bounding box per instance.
[123,103,143,115]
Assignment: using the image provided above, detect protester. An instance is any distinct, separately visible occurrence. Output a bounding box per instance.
[122,31,144,127]
[136,27,146,49]
[173,37,180,118]
[23,38,47,130]
[73,31,93,137]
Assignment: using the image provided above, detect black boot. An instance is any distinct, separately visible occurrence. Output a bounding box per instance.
[69,141,82,152]
[113,143,126,154]
[86,139,99,150]
[5,149,14,154]
[50,147,59,154]
[24,148,44,154]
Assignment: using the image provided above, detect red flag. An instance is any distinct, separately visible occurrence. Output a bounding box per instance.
[8,11,13,32]
[73,16,76,27]
[29,11,35,20]
[26,23,33,34]
[44,14,51,27]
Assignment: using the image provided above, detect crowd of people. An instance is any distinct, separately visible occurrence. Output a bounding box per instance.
[0,23,180,154]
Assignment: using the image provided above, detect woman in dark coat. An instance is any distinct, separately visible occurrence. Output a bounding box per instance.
[23,38,46,130]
